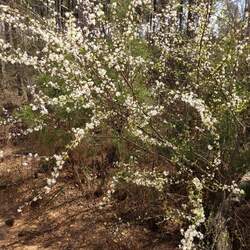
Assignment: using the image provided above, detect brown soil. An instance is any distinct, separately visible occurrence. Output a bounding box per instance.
[0,145,178,250]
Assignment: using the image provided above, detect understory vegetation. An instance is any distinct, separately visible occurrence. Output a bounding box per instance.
[0,0,250,249]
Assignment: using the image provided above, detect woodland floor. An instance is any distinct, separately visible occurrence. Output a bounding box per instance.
[0,144,178,250]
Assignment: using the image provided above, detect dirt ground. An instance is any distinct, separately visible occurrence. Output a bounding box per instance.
[0,145,178,250]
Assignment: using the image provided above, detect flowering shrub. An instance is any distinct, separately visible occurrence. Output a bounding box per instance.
[0,0,249,249]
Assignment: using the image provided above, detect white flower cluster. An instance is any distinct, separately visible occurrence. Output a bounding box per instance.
[180,225,204,250]
[128,169,167,191]
[222,181,245,196]
[180,92,218,133]
[180,177,205,250]
[101,164,171,208]
[108,165,169,195]
[0,150,3,160]
[44,153,66,194]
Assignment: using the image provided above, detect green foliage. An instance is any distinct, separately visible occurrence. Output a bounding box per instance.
[15,105,43,127]
[128,38,152,59]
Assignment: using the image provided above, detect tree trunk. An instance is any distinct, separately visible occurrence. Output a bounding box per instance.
[246,0,250,35]
[178,0,184,32]
[0,24,5,81]
[187,0,196,37]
